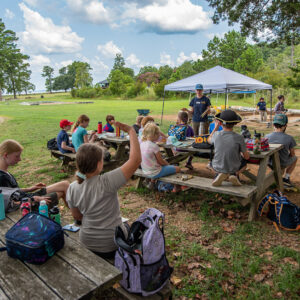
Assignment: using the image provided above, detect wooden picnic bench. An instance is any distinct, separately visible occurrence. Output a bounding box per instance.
[135,144,284,221]
[0,210,122,300]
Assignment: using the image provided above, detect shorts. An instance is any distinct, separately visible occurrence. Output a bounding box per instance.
[29,188,58,210]
[281,156,297,169]
[212,158,248,175]
[151,165,177,179]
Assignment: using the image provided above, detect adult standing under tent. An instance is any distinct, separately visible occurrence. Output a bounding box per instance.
[182,84,211,135]
[161,66,273,124]
[256,97,267,122]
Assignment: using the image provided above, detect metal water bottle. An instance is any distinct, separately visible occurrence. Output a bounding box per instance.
[49,206,61,224]
[39,200,48,217]
[97,122,102,134]
[0,190,5,221]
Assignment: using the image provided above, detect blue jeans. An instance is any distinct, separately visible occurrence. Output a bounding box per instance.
[151,165,176,179]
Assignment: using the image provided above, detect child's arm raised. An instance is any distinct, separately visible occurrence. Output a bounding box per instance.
[114,121,141,180]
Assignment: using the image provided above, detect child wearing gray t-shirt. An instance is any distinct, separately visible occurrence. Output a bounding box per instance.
[208,110,250,187]
[266,114,297,187]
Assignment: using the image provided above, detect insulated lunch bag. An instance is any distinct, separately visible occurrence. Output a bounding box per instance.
[168,125,187,141]
[0,212,65,264]
[114,208,173,296]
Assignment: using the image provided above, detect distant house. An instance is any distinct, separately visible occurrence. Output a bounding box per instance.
[98,79,109,89]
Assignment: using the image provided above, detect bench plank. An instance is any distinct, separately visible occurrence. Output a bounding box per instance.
[7,211,122,294]
[134,169,257,199]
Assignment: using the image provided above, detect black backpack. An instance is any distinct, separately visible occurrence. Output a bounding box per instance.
[47,138,58,150]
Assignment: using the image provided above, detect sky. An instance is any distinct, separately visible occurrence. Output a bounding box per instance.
[0,0,233,91]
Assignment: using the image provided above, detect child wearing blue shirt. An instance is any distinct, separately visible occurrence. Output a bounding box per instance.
[72,114,96,151]
[103,115,115,133]
[57,119,75,154]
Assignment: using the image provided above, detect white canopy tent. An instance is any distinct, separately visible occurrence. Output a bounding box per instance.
[161,65,273,123]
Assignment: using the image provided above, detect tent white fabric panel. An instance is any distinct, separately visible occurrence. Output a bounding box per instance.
[164,65,272,93]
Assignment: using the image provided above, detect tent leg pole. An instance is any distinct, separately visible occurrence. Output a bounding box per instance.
[225,90,227,109]
[161,91,166,125]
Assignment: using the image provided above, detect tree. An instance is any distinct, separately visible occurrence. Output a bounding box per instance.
[287,60,300,89]
[53,67,74,91]
[113,53,125,71]
[108,70,127,96]
[42,66,54,93]
[138,66,158,75]
[69,62,93,89]
[158,65,173,81]
[206,0,300,46]
[154,79,168,98]
[137,72,159,86]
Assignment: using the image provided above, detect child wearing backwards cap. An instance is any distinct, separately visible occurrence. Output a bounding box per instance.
[208,110,250,187]
[266,114,297,188]
[57,119,75,154]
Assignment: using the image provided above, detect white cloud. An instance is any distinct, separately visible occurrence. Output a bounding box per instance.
[205,32,225,40]
[92,56,109,70]
[23,0,38,6]
[54,60,73,70]
[160,52,174,67]
[97,41,122,58]
[5,9,15,19]
[122,0,212,34]
[126,54,141,68]
[66,0,111,24]
[19,3,84,54]
[176,51,202,64]
[29,54,51,70]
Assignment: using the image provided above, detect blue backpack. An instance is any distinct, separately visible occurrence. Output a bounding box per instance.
[168,125,187,141]
[0,212,65,264]
[258,191,300,231]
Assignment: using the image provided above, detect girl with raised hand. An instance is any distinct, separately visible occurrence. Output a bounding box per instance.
[0,139,69,208]
[66,121,141,259]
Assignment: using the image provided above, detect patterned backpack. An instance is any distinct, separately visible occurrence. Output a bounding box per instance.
[168,125,187,141]
[114,208,173,296]
[0,212,65,264]
[258,190,300,231]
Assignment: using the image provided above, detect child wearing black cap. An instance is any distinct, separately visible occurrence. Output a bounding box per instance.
[208,110,250,186]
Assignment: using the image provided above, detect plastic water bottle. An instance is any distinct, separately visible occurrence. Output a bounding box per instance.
[0,190,5,221]
[49,206,61,224]
[39,200,48,217]
[121,130,124,138]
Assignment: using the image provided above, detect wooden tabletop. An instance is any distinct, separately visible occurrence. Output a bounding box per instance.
[162,141,283,159]
[0,211,122,300]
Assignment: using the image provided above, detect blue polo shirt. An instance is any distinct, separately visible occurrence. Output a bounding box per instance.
[257,101,266,111]
[189,96,211,122]
[57,130,72,154]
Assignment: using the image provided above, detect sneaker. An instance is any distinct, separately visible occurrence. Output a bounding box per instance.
[212,173,229,187]
[283,178,293,187]
[228,175,242,186]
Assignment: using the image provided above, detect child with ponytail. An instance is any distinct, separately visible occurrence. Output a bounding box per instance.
[72,114,96,151]
[66,121,141,259]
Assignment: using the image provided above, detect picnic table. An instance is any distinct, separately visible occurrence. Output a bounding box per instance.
[0,210,122,299]
[160,142,284,220]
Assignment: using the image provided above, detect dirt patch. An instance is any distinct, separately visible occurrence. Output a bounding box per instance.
[0,116,10,124]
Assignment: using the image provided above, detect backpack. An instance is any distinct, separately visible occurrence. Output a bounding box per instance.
[0,187,22,212]
[168,125,187,141]
[192,135,214,160]
[0,212,65,264]
[257,191,300,231]
[47,138,58,150]
[114,208,173,296]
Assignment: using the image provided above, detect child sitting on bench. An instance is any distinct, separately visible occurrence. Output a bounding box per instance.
[103,115,115,133]
[57,119,75,154]
[72,114,96,151]
[133,115,144,134]
[66,121,141,259]
[266,114,297,188]
[140,123,181,190]
[208,110,249,187]
[0,139,69,208]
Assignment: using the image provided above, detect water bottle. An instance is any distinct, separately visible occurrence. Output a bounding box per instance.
[97,122,102,134]
[116,126,120,137]
[121,130,124,138]
[0,190,5,221]
[39,200,48,217]
[49,206,61,224]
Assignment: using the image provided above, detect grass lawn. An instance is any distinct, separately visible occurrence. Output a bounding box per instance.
[1,93,299,299]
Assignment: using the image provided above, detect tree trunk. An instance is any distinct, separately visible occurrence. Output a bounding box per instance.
[0,89,2,101]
